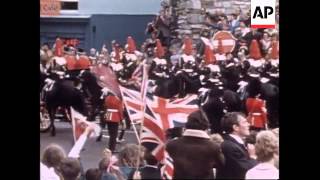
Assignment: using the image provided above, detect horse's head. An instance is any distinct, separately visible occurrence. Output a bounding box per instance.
[78,69,90,82]
[77,69,100,91]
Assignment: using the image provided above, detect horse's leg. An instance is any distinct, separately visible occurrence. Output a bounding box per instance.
[88,100,99,122]
[48,107,56,136]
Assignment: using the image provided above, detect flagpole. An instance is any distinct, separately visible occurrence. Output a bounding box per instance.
[199,93,211,128]
[70,107,77,144]
[130,120,141,144]
[136,58,151,171]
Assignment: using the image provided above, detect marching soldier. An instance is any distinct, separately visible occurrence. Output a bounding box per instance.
[99,89,124,153]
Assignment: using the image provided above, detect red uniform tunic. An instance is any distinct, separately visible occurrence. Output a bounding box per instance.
[75,55,91,70]
[246,98,268,129]
[104,95,123,123]
[65,55,77,70]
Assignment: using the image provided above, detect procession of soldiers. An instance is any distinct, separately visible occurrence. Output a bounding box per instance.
[40,4,279,180]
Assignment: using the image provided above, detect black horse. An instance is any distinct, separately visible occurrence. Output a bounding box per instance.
[42,78,88,136]
[149,61,180,98]
[78,70,104,122]
[175,70,202,98]
[78,69,128,143]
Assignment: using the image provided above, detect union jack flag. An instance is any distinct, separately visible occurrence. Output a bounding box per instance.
[119,85,199,157]
[161,151,174,180]
[141,93,198,161]
[119,86,143,123]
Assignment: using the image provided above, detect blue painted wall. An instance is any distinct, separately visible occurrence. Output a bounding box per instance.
[79,0,161,15]
[40,0,159,52]
[89,15,155,50]
[40,15,155,52]
[40,17,91,50]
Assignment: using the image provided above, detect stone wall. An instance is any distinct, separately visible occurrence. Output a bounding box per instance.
[203,0,251,15]
[164,0,252,49]
[163,0,278,51]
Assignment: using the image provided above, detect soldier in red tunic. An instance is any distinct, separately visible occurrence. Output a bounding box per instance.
[76,48,91,70]
[245,77,268,130]
[246,96,268,130]
[65,47,77,71]
[102,90,124,152]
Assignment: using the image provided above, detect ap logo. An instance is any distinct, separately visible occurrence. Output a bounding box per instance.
[251,0,276,28]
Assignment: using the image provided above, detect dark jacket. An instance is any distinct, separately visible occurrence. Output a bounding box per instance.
[166,130,225,179]
[140,165,161,179]
[203,96,225,134]
[218,134,257,179]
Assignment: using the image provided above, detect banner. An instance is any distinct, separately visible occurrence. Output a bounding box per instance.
[40,0,61,16]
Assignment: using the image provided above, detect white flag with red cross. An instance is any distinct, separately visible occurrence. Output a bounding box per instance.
[70,107,101,142]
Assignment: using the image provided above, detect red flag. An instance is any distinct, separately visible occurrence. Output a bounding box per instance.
[70,107,88,141]
[91,65,122,98]
[70,107,101,142]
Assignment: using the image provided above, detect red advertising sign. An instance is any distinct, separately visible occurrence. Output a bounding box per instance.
[40,0,61,16]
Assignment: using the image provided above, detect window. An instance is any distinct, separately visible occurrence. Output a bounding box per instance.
[61,2,78,10]
[60,0,79,14]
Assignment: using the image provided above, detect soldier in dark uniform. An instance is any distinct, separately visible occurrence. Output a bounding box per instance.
[221,59,241,92]
[243,28,263,44]
[266,66,279,87]
[176,60,202,97]
[201,86,226,134]
[175,37,202,97]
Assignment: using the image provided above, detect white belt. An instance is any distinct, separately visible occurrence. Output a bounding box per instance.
[252,113,262,115]
[107,109,119,113]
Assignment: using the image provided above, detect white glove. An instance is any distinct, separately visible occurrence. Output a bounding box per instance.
[199,75,205,81]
